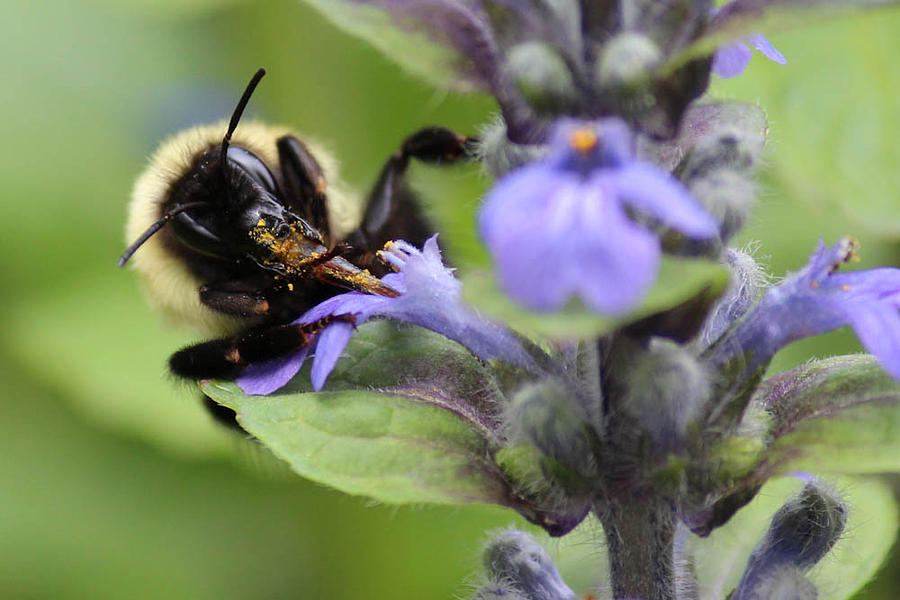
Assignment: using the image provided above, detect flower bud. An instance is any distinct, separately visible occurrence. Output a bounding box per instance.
[679,127,764,180]
[595,33,663,118]
[595,33,662,90]
[506,380,599,493]
[506,42,580,115]
[678,126,765,242]
[481,530,577,600]
[687,170,756,242]
[765,481,846,569]
[615,339,711,454]
[743,565,819,600]
[733,479,846,600]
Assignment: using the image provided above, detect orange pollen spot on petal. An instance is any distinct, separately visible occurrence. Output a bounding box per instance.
[568,128,598,154]
[810,281,819,288]
[842,284,851,291]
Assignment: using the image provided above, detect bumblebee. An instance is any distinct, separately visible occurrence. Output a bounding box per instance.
[121,68,472,393]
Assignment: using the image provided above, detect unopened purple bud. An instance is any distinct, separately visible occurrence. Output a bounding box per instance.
[732,479,845,600]
[744,565,818,600]
[482,530,577,600]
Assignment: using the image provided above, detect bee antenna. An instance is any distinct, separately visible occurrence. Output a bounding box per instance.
[220,67,266,166]
[117,202,208,267]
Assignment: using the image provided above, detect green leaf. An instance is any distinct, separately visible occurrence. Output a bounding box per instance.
[755,355,900,474]
[692,475,898,600]
[638,101,768,172]
[203,381,508,505]
[279,321,507,437]
[462,256,728,341]
[202,322,511,505]
[299,0,483,91]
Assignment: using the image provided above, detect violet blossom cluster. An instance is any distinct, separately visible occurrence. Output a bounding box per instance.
[221,1,900,599]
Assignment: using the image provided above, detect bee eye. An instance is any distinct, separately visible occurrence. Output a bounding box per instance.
[226,146,278,194]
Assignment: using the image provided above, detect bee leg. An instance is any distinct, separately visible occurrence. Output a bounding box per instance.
[346,127,475,263]
[169,315,353,380]
[199,280,273,317]
[276,135,329,232]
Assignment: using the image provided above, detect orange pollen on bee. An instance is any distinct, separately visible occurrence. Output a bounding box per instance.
[287,283,294,291]
[842,284,851,291]
[250,223,275,245]
[568,128,598,154]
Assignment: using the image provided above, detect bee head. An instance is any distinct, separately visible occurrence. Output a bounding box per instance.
[119,68,325,269]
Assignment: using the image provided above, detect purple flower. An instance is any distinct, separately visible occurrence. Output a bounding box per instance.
[479,530,577,600]
[237,236,537,394]
[710,239,900,380]
[710,3,786,78]
[713,34,786,78]
[479,118,718,315]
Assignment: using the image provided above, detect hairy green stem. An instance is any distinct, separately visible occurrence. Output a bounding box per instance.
[596,495,677,600]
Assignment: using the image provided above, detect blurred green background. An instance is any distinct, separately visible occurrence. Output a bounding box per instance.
[0,1,898,598]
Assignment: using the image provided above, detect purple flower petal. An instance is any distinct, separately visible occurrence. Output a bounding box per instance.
[237,345,312,395]
[310,322,355,391]
[710,239,900,382]
[480,118,716,315]
[484,171,663,314]
[242,235,539,395]
[747,33,787,65]
[481,168,587,311]
[712,41,753,78]
[372,237,535,366]
[576,180,662,313]
[823,268,900,301]
[844,303,900,380]
[609,164,719,238]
